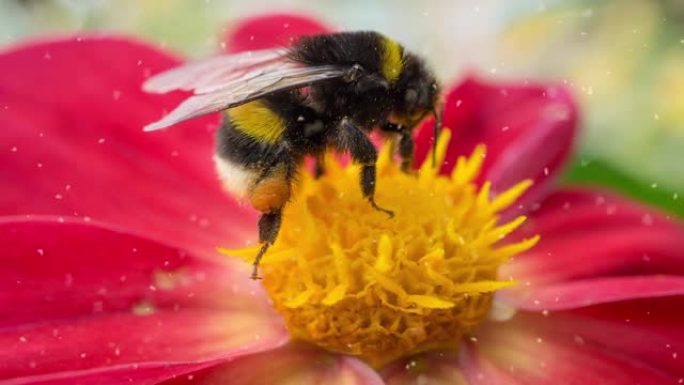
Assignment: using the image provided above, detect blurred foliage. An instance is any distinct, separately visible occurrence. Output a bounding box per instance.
[563,158,684,218]
[500,0,684,202]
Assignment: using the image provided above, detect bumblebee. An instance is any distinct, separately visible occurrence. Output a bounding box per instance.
[143,31,442,279]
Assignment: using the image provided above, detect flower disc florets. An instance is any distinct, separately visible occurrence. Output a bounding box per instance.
[223,130,538,366]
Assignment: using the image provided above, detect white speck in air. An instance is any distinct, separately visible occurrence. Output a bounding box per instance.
[642,214,654,226]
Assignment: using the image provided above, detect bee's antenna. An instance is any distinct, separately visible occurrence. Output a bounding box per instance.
[431,106,443,167]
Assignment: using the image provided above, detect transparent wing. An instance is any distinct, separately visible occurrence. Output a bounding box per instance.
[142,48,288,94]
[143,61,347,132]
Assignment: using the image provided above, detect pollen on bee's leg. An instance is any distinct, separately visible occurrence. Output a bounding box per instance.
[219,129,538,367]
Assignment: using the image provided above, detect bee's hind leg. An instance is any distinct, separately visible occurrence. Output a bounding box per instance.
[251,209,283,280]
[248,161,292,280]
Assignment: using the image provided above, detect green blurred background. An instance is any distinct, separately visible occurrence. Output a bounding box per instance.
[2,0,682,216]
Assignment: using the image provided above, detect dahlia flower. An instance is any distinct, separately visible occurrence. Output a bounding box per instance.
[1,13,683,385]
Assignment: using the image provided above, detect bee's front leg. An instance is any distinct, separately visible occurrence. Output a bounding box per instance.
[398,129,414,173]
[314,152,326,179]
[381,122,414,173]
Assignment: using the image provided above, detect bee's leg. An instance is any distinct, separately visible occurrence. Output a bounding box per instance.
[251,209,283,280]
[248,161,292,279]
[381,122,414,172]
[398,129,414,173]
[314,152,326,178]
[337,118,394,218]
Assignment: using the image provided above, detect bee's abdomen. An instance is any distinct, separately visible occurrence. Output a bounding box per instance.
[214,154,259,198]
[215,115,288,198]
[227,100,286,144]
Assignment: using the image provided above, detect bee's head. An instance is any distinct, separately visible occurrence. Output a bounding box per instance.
[389,53,441,132]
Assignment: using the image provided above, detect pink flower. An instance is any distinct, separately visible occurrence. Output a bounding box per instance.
[2,13,683,385]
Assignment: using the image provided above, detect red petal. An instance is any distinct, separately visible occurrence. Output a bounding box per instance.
[501,188,684,311]
[157,343,384,385]
[0,218,274,325]
[225,13,332,53]
[546,297,684,376]
[503,275,684,311]
[503,188,684,284]
[0,37,256,257]
[415,77,577,213]
[0,218,286,383]
[463,306,682,385]
[381,352,468,385]
[510,188,681,242]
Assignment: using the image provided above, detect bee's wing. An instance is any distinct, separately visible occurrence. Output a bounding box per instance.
[142,48,289,94]
[143,60,347,132]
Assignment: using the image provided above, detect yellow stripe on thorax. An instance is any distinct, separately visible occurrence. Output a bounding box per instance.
[228,100,286,144]
[380,36,403,82]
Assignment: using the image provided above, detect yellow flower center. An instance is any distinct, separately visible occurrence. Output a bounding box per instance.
[221,130,539,367]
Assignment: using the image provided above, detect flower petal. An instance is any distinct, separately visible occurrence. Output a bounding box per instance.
[157,343,384,385]
[503,188,684,280]
[463,306,682,385]
[381,352,468,385]
[0,217,273,324]
[542,297,684,376]
[0,37,256,257]
[503,275,684,311]
[0,218,286,383]
[510,188,681,242]
[501,188,684,310]
[415,77,577,214]
[225,13,332,53]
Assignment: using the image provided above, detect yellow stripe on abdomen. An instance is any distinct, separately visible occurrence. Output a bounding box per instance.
[380,36,403,82]
[228,100,286,144]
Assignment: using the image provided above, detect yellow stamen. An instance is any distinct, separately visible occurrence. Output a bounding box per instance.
[220,130,538,367]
